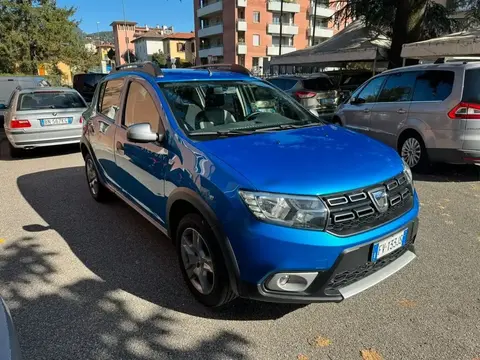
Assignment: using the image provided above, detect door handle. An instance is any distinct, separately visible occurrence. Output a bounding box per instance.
[116,141,124,154]
[397,109,407,114]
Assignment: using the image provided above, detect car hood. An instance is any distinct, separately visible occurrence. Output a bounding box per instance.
[195,125,404,195]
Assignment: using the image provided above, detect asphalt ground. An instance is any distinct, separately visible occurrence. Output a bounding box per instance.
[0,135,479,360]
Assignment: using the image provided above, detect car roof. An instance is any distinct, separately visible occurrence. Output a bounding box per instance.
[269,73,330,80]
[105,68,257,83]
[380,61,480,76]
[18,87,78,93]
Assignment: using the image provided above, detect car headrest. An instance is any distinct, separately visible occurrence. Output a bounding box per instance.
[205,88,225,108]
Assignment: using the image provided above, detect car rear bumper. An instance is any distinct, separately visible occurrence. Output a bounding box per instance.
[238,218,419,303]
[6,127,82,148]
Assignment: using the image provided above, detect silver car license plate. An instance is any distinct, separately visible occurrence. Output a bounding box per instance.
[40,117,73,126]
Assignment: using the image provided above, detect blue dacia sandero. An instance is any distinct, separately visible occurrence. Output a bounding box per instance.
[80,62,419,307]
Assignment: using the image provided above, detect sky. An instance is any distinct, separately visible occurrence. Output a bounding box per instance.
[57,0,194,34]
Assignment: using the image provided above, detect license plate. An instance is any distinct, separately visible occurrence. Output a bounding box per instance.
[371,228,408,262]
[40,117,73,126]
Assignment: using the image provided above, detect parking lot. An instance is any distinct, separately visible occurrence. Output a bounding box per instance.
[0,134,479,360]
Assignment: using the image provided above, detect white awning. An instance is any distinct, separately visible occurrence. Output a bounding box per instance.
[401,29,480,59]
[270,19,391,66]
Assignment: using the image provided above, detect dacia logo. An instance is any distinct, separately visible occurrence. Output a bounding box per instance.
[369,187,389,213]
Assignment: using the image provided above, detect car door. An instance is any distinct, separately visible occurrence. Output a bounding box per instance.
[87,78,124,183]
[368,72,418,148]
[341,75,386,136]
[114,78,169,226]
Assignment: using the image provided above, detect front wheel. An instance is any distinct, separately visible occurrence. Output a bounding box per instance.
[399,134,429,172]
[176,213,236,307]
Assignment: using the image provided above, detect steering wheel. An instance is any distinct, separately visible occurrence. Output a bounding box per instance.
[244,111,264,121]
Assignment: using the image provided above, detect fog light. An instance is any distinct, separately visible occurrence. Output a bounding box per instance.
[265,272,318,292]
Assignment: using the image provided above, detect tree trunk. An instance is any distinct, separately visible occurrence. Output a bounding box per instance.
[388,0,427,68]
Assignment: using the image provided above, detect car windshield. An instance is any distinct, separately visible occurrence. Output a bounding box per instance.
[159,80,323,136]
[17,91,85,110]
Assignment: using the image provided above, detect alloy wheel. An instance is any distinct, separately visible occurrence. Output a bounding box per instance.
[86,158,99,196]
[401,138,422,168]
[180,228,215,295]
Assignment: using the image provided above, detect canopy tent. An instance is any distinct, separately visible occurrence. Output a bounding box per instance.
[401,29,480,60]
[270,19,391,67]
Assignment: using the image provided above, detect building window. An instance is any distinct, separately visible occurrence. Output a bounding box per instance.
[177,42,186,52]
[191,42,195,52]
[253,11,260,23]
[253,34,260,46]
[252,57,259,67]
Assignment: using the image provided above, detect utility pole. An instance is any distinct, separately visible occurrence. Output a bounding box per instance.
[312,0,318,46]
[278,0,284,56]
[121,0,131,63]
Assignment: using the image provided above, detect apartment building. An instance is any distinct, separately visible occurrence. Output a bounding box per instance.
[193,0,341,73]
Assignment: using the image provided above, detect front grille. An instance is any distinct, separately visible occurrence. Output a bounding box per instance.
[322,173,414,236]
[324,237,414,293]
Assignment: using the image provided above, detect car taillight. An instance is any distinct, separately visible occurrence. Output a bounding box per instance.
[295,91,316,99]
[10,119,31,128]
[79,116,84,124]
[448,102,480,119]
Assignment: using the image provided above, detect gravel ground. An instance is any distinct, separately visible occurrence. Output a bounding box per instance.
[0,135,479,360]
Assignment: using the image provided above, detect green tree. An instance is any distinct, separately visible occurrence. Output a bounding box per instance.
[151,50,168,67]
[0,0,98,74]
[107,48,115,61]
[122,49,137,63]
[333,0,480,68]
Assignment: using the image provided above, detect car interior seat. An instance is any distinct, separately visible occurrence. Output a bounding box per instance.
[195,88,236,130]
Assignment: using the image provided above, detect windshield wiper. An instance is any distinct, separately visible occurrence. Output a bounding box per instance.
[256,122,323,132]
[189,129,256,137]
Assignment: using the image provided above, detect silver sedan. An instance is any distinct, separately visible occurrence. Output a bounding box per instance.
[3,87,87,157]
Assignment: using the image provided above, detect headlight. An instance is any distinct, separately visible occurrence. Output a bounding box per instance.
[402,158,413,185]
[239,191,328,230]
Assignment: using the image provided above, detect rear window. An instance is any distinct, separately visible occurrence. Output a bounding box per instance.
[17,91,85,110]
[462,68,480,104]
[412,70,454,102]
[268,78,298,90]
[303,77,335,91]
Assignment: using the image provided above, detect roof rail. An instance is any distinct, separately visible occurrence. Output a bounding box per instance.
[191,63,252,76]
[111,61,163,77]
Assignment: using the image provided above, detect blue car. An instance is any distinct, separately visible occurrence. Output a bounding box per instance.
[80,62,419,307]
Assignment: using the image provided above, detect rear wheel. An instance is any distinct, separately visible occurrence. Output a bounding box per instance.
[176,213,236,307]
[8,143,22,159]
[85,153,109,202]
[399,133,430,172]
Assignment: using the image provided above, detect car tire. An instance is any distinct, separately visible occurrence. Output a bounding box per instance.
[399,133,430,173]
[176,213,237,307]
[85,153,109,202]
[8,143,22,159]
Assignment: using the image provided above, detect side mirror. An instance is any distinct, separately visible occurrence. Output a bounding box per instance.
[0,104,7,110]
[350,97,365,105]
[126,123,162,143]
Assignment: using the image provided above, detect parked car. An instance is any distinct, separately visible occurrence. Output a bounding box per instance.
[0,76,50,128]
[4,87,87,157]
[0,296,21,360]
[334,62,480,172]
[73,73,106,103]
[81,62,419,307]
[267,74,339,116]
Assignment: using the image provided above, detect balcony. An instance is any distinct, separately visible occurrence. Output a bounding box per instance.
[237,19,247,31]
[237,0,247,6]
[267,45,296,56]
[268,0,300,13]
[237,43,247,54]
[198,24,223,37]
[309,3,334,17]
[198,46,224,58]
[267,23,298,35]
[197,0,223,17]
[308,26,334,38]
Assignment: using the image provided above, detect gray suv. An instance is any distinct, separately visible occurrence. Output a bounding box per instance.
[334,62,480,171]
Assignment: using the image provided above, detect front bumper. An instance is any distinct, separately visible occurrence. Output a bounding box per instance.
[236,217,419,303]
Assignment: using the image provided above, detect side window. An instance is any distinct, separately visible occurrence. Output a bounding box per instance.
[124,81,160,132]
[378,72,418,103]
[99,79,124,120]
[412,70,454,102]
[355,76,385,103]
